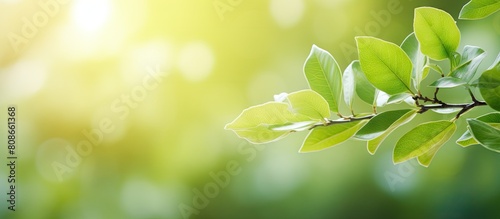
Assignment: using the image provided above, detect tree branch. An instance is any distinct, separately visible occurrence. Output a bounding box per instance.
[309,92,488,130]
[416,90,488,119]
[310,114,375,129]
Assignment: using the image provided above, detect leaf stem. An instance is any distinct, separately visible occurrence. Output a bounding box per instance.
[310,114,375,129]
[310,92,488,130]
[468,88,479,103]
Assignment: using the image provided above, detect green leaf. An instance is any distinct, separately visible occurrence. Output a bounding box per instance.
[342,61,357,111]
[403,95,416,106]
[457,131,479,147]
[417,142,443,167]
[375,91,390,107]
[354,109,417,155]
[478,66,500,111]
[451,52,462,69]
[431,108,462,114]
[225,102,313,144]
[457,112,500,147]
[355,110,413,140]
[401,32,430,90]
[426,63,444,76]
[414,7,461,60]
[287,90,331,120]
[459,0,500,20]
[304,45,343,113]
[467,119,500,152]
[387,93,412,104]
[300,120,368,153]
[270,121,317,132]
[459,46,486,65]
[394,120,456,164]
[343,60,377,109]
[429,77,467,88]
[450,46,486,82]
[489,52,500,69]
[353,62,377,105]
[356,36,414,95]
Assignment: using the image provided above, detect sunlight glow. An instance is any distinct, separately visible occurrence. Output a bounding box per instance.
[270,0,305,28]
[71,0,112,33]
[178,42,215,82]
[1,60,47,101]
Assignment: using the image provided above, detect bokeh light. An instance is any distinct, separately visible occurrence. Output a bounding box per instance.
[1,0,500,218]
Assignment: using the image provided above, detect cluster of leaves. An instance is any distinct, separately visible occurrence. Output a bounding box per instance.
[226,1,500,167]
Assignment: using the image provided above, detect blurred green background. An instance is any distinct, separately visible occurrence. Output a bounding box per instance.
[1,0,500,218]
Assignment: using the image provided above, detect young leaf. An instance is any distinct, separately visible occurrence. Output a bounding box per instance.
[353,62,377,105]
[273,92,288,102]
[459,46,486,65]
[387,93,413,105]
[404,95,416,106]
[304,45,343,113]
[457,131,479,147]
[459,0,500,20]
[394,121,456,164]
[414,7,461,60]
[375,91,390,107]
[467,119,500,152]
[417,142,443,167]
[431,108,462,114]
[300,120,368,153]
[457,112,500,147]
[450,46,486,82]
[426,63,444,76]
[271,121,318,132]
[355,109,413,140]
[450,52,462,69]
[354,109,417,155]
[401,32,430,90]
[428,77,467,88]
[287,90,331,120]
[343,61,377,109]
[356,36,414,95]
[478,66,500,111]
[342,61,358,111]
[489,52,500,69]
[225,102,314,144]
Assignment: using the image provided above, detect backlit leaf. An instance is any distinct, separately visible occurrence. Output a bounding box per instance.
[467,119,500,152]
[356,36,414,95]
[354,109,417,155]
[414,7,461,60]
[429,77,467,88]
[401,32,430,90]
[450,46,486,82]
[225,102,314,144]
[457,112,500,147]
[478,66,500,111]
[304,45,343,113]
[300,120,368,153]
[394,120,456,164]
[459,0,500,20]
[342,61,358,111]
[287,90,331,120]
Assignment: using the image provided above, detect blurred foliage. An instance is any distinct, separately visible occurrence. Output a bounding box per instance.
[0,0,499,219]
